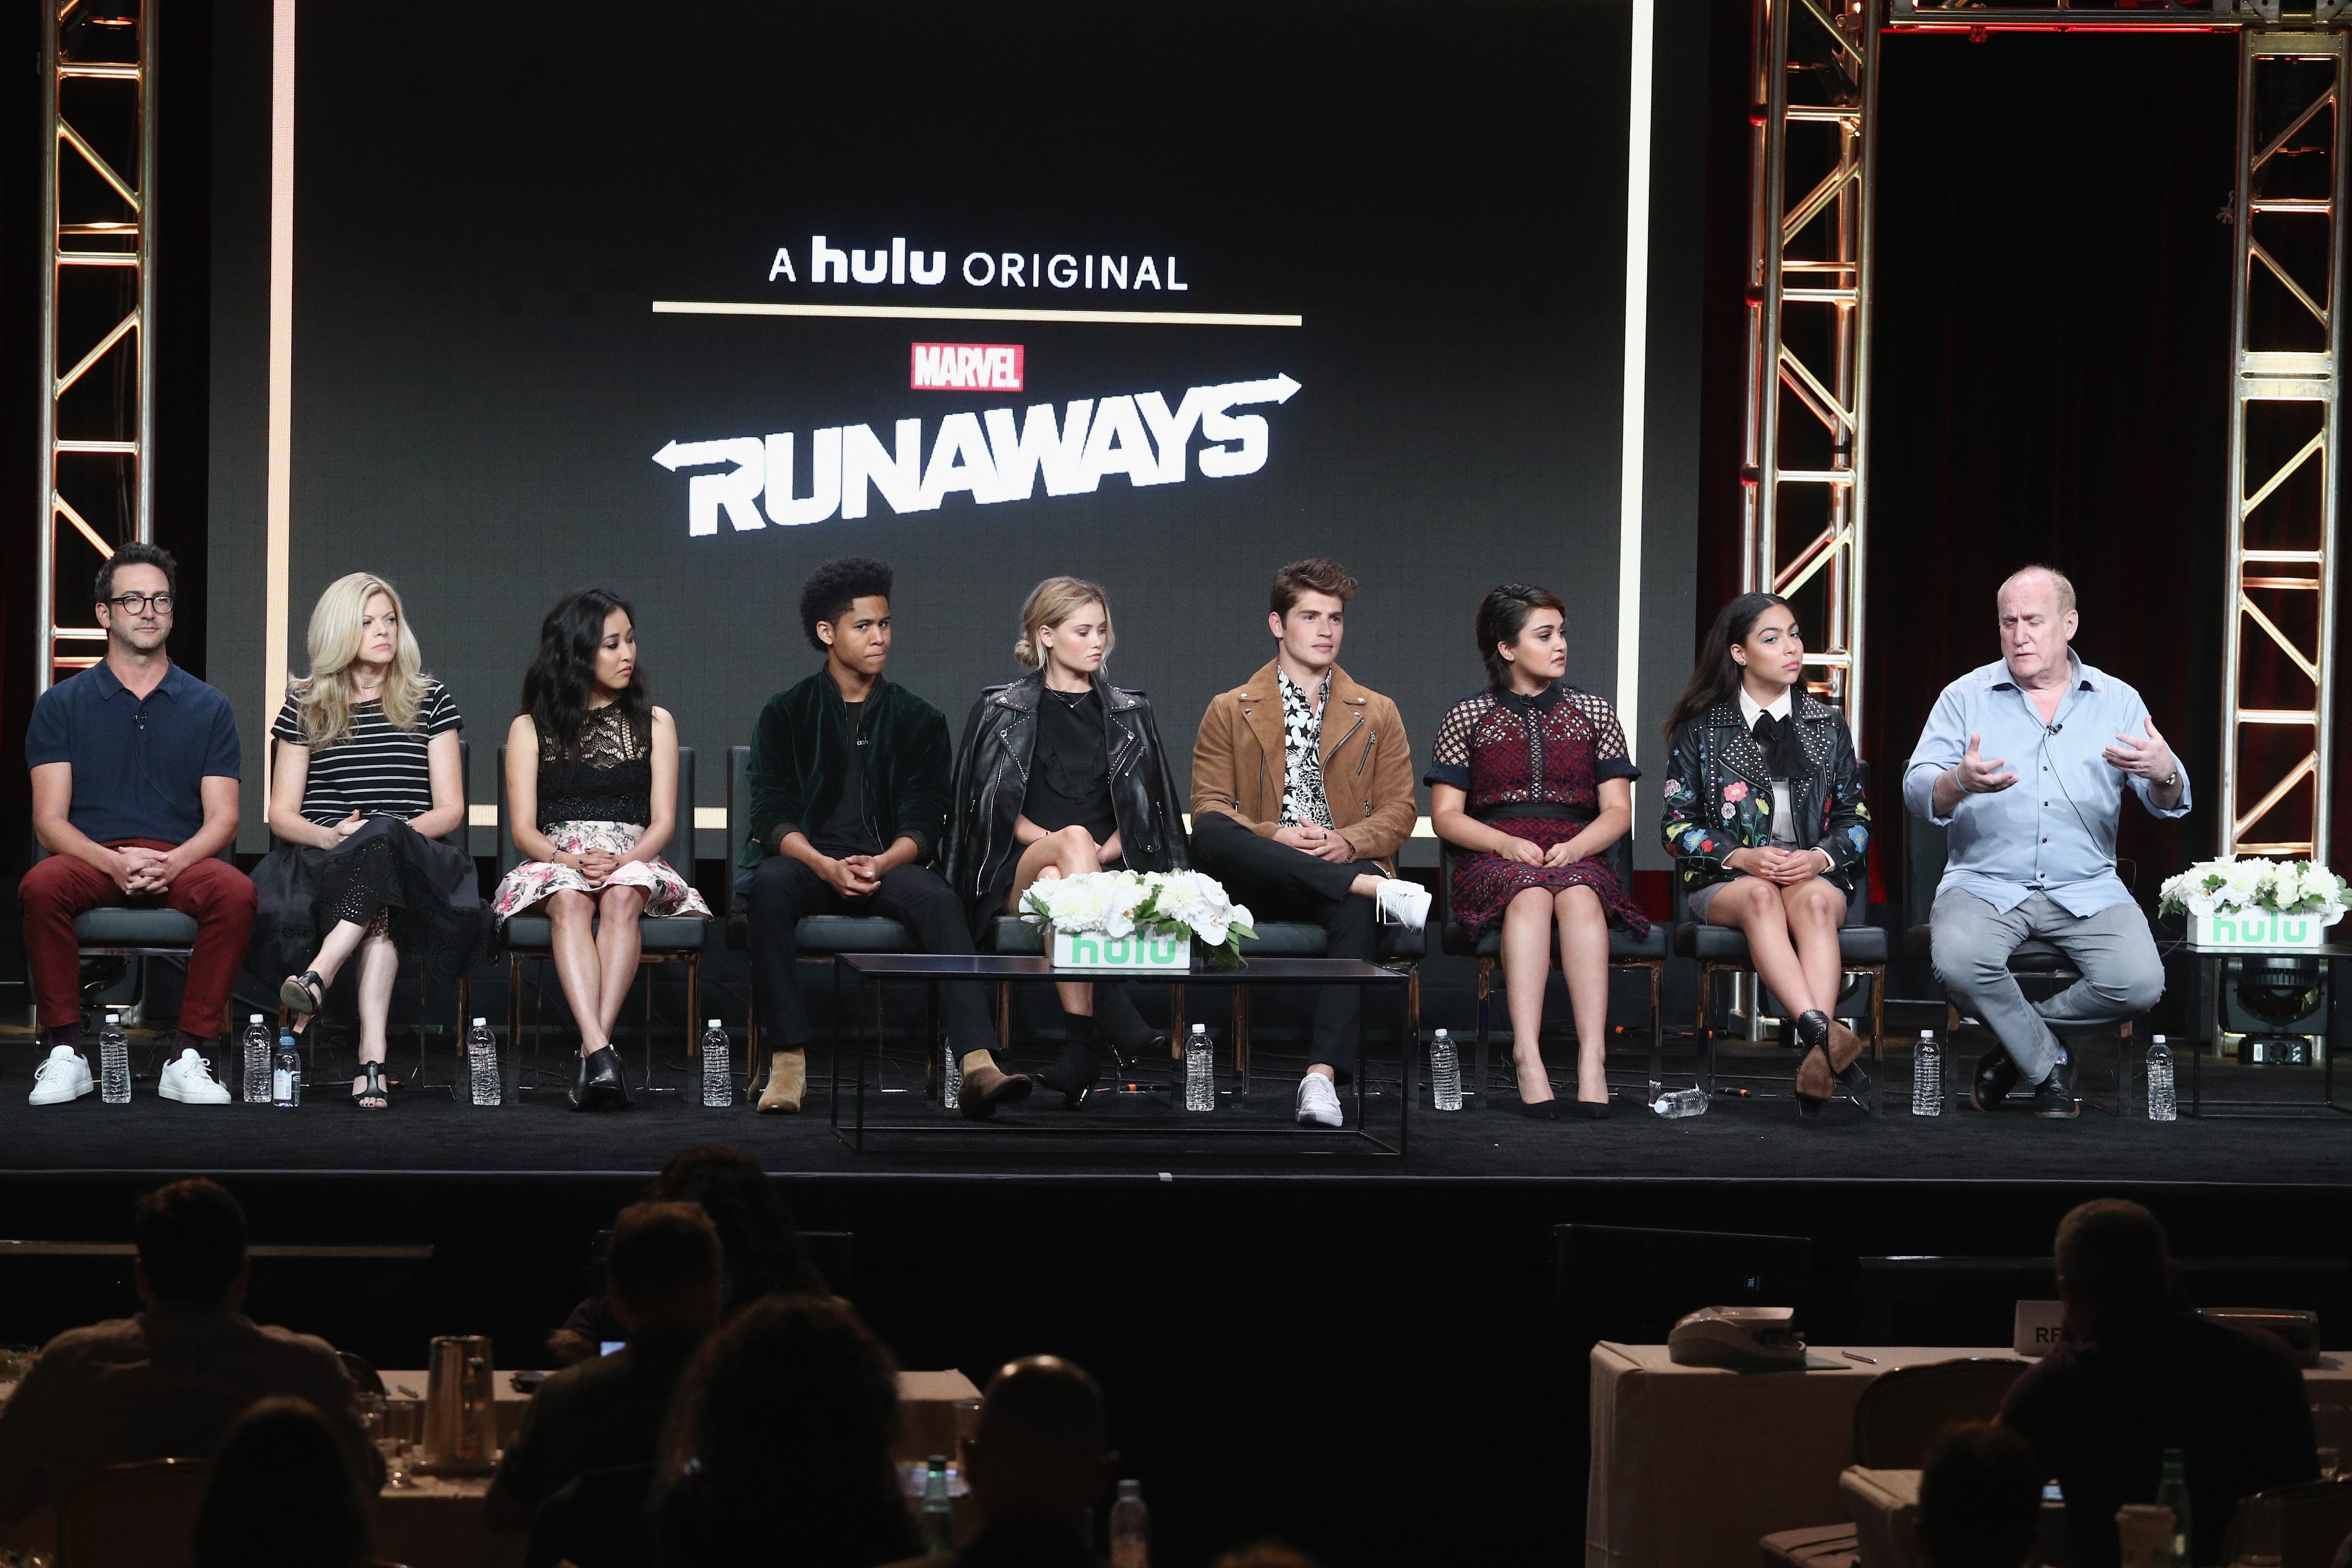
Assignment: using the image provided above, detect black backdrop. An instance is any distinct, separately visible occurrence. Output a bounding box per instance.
[205,0,1712,858]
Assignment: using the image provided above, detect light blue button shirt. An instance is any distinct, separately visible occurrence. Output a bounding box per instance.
[1902,654,2191,916]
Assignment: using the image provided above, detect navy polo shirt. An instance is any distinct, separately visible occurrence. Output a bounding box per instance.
[24,661,242,845]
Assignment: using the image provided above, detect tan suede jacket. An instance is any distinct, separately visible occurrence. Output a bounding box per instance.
[1190,658,1417,874]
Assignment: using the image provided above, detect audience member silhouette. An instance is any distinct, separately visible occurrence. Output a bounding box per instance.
[652,1294,918,1568]
[0,1179,375,1518]
[1915,1422,2041,1568]
[192,1396,374,1568]
[2000,1199,2317,1568]
[489,1201,723,1532]
[887,1354,1120,1567]
[549,1144,827,1365]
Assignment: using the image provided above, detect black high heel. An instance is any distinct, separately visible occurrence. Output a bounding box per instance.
[1089,983,1161,1072]
[1574,1098,1613,1120]
[571,1045,633,1112]
[1836,1059,1874,1113]
[350,1060,391,1110]
[1793,1009,1834,1116]
[1519,1098,1559,1120]
[280,971,325,1017]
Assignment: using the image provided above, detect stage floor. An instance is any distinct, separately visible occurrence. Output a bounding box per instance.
[7,1035,2345,1183]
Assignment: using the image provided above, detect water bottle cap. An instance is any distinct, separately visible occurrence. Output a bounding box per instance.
[1117,1479,1142,1500]
[472,1017,487,1027]
[1433,1028,1449,1038]
[2152,1034,2166,1044]
[249,1014,263,1024]
[1920,1029,1935,1040]
[105,1013,120,1023]
[707,1019,722,1029]
[1190,1023,1206,1035]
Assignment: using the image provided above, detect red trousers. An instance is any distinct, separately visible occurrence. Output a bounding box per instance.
[20,839,258,1035]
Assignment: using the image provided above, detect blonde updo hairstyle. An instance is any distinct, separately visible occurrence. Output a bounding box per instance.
[291,572,432,749]
[1013,576,1114,671]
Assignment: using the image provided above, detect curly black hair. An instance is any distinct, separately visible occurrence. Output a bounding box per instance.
[799,557,893,653]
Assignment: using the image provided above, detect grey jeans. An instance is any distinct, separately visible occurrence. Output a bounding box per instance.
[1929,889,2165,1084]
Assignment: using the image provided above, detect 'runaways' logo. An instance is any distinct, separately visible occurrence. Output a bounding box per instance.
[651,374,1299,536]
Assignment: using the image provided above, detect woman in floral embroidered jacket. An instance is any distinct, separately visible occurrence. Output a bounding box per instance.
[1660,593,1874,1114]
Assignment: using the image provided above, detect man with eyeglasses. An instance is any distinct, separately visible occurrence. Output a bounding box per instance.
[21,542,250,1106]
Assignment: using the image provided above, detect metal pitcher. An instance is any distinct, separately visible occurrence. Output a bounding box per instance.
[421,1334,496,1472]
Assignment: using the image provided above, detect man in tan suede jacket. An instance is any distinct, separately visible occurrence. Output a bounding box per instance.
[1190,558,1430,1127]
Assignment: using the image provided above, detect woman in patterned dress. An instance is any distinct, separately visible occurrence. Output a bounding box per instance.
[1428,584,1648,1118]
[259,572,485,1109]
[1660,592,1873,1114]
[493,588,710,1111]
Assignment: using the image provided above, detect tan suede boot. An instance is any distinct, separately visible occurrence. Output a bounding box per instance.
[757,1049,807,1114]
[958,1056,1034,1120]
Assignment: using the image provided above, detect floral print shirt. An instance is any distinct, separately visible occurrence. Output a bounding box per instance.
[1659,693,1871,895]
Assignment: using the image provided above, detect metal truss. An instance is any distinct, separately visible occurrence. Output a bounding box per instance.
[37,0,156,693]
[2220,32,2345,861]
[1742,0,1880,735]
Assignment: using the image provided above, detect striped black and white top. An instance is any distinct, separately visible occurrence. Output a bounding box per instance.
[272,681,462,826]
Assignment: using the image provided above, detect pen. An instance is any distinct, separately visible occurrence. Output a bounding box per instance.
[1841,1351,1877,1365]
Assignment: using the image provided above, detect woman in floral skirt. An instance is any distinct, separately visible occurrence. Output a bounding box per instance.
[1659,591,1872,1115]
[493,588,709,1111]
[1428,585,1647,1118]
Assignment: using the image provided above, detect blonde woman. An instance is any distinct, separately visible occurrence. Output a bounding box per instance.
[252,573,483,1109]
[943,577,1190,1109]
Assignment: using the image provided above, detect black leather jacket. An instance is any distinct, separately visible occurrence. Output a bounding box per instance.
[944,671,1191,933]
[1660,692,1872,900]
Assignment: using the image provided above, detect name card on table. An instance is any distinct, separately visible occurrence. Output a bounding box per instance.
[2014,1300,2065,1357]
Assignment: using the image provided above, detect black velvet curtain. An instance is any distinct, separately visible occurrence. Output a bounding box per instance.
[1694,28,2344,909]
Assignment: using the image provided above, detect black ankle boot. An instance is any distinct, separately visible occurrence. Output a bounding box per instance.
[1794,1010,1831,1050]
[571,1045,633,1112]
[1036,1026,1101,1110]
[1089,983,1165,1069]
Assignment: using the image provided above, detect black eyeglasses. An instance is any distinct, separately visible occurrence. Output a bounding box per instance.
[106,593,175,614]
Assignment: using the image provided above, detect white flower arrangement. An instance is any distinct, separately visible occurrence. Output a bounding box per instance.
[1021,869,1256,965]
[2158,856,2349,924]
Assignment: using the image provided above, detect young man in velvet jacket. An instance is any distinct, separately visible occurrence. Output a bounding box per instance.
[737,558,1032,1118]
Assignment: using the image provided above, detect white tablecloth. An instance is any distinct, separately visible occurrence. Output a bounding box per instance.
[1586,1343,2352,1568]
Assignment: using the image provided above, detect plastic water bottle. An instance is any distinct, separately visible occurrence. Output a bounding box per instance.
[98,1012,131,1104]
[1109,1479,1149,1568]
[2147,1035,2177,1122]
[2155,1448,2192,1567]
[272,1029,302,1108]
[1653,1087,1709,1118]
[240,1014,271,1104]
[920,1454,954,1552]
[1184,1024,1214,1111]
[701,1020,733,1107]
[1911,1029,1942,1117]
[940,1041,962,1111]
[1429,1028,1463,1110]
[466,1017,500,1107]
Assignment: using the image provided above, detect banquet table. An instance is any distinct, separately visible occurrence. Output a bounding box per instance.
[1586,1342,2352,1568]
[0,1364,983,1568]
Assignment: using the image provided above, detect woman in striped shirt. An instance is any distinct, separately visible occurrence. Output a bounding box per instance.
[252,573,485,1108]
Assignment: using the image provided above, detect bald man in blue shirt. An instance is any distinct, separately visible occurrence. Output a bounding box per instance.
[1904,566,2187,1119]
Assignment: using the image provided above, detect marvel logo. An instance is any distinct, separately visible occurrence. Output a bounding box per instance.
[911,342,1024,392]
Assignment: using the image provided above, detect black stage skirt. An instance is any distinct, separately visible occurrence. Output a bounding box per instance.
[248,816,489,985]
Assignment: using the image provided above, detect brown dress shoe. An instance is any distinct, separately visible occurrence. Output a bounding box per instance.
[757,1050,807,1114]
[959,1060,1034,1120]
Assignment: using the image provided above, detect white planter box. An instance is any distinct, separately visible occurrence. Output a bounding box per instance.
[1050,925,1191,972]
[2187,909,2340,951]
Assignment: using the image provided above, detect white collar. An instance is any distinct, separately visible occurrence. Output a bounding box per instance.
[1738,684,1794,728]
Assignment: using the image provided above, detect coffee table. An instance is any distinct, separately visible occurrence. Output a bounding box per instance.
[831,953,1417,1154]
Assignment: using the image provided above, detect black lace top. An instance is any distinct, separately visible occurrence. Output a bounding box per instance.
[536,703,652,830]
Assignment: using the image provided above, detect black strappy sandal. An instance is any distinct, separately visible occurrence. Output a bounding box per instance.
[351,1059,390,1110]
[280,970,325,1016]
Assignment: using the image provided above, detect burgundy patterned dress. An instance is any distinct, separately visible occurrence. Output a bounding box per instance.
[1426,683,1649,937]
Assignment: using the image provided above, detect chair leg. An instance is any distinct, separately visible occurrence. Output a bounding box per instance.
[1233,986,1251,1073]
[686,953,701,1065]
[508,955,523,1075]
[1646,962,1663,1102]
[1697,963,1716,1094]
[995,983,1011,1051]
[1868,964,1885,1063]
[1170,984,1186,1054]
[1475,957,1493,1112]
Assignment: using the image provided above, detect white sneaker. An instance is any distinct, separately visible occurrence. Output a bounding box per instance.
[159,1049,231,1105]
[1295,1072,1345,1128]
[1375,877,1432,928]
[29,1045,93,1106]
